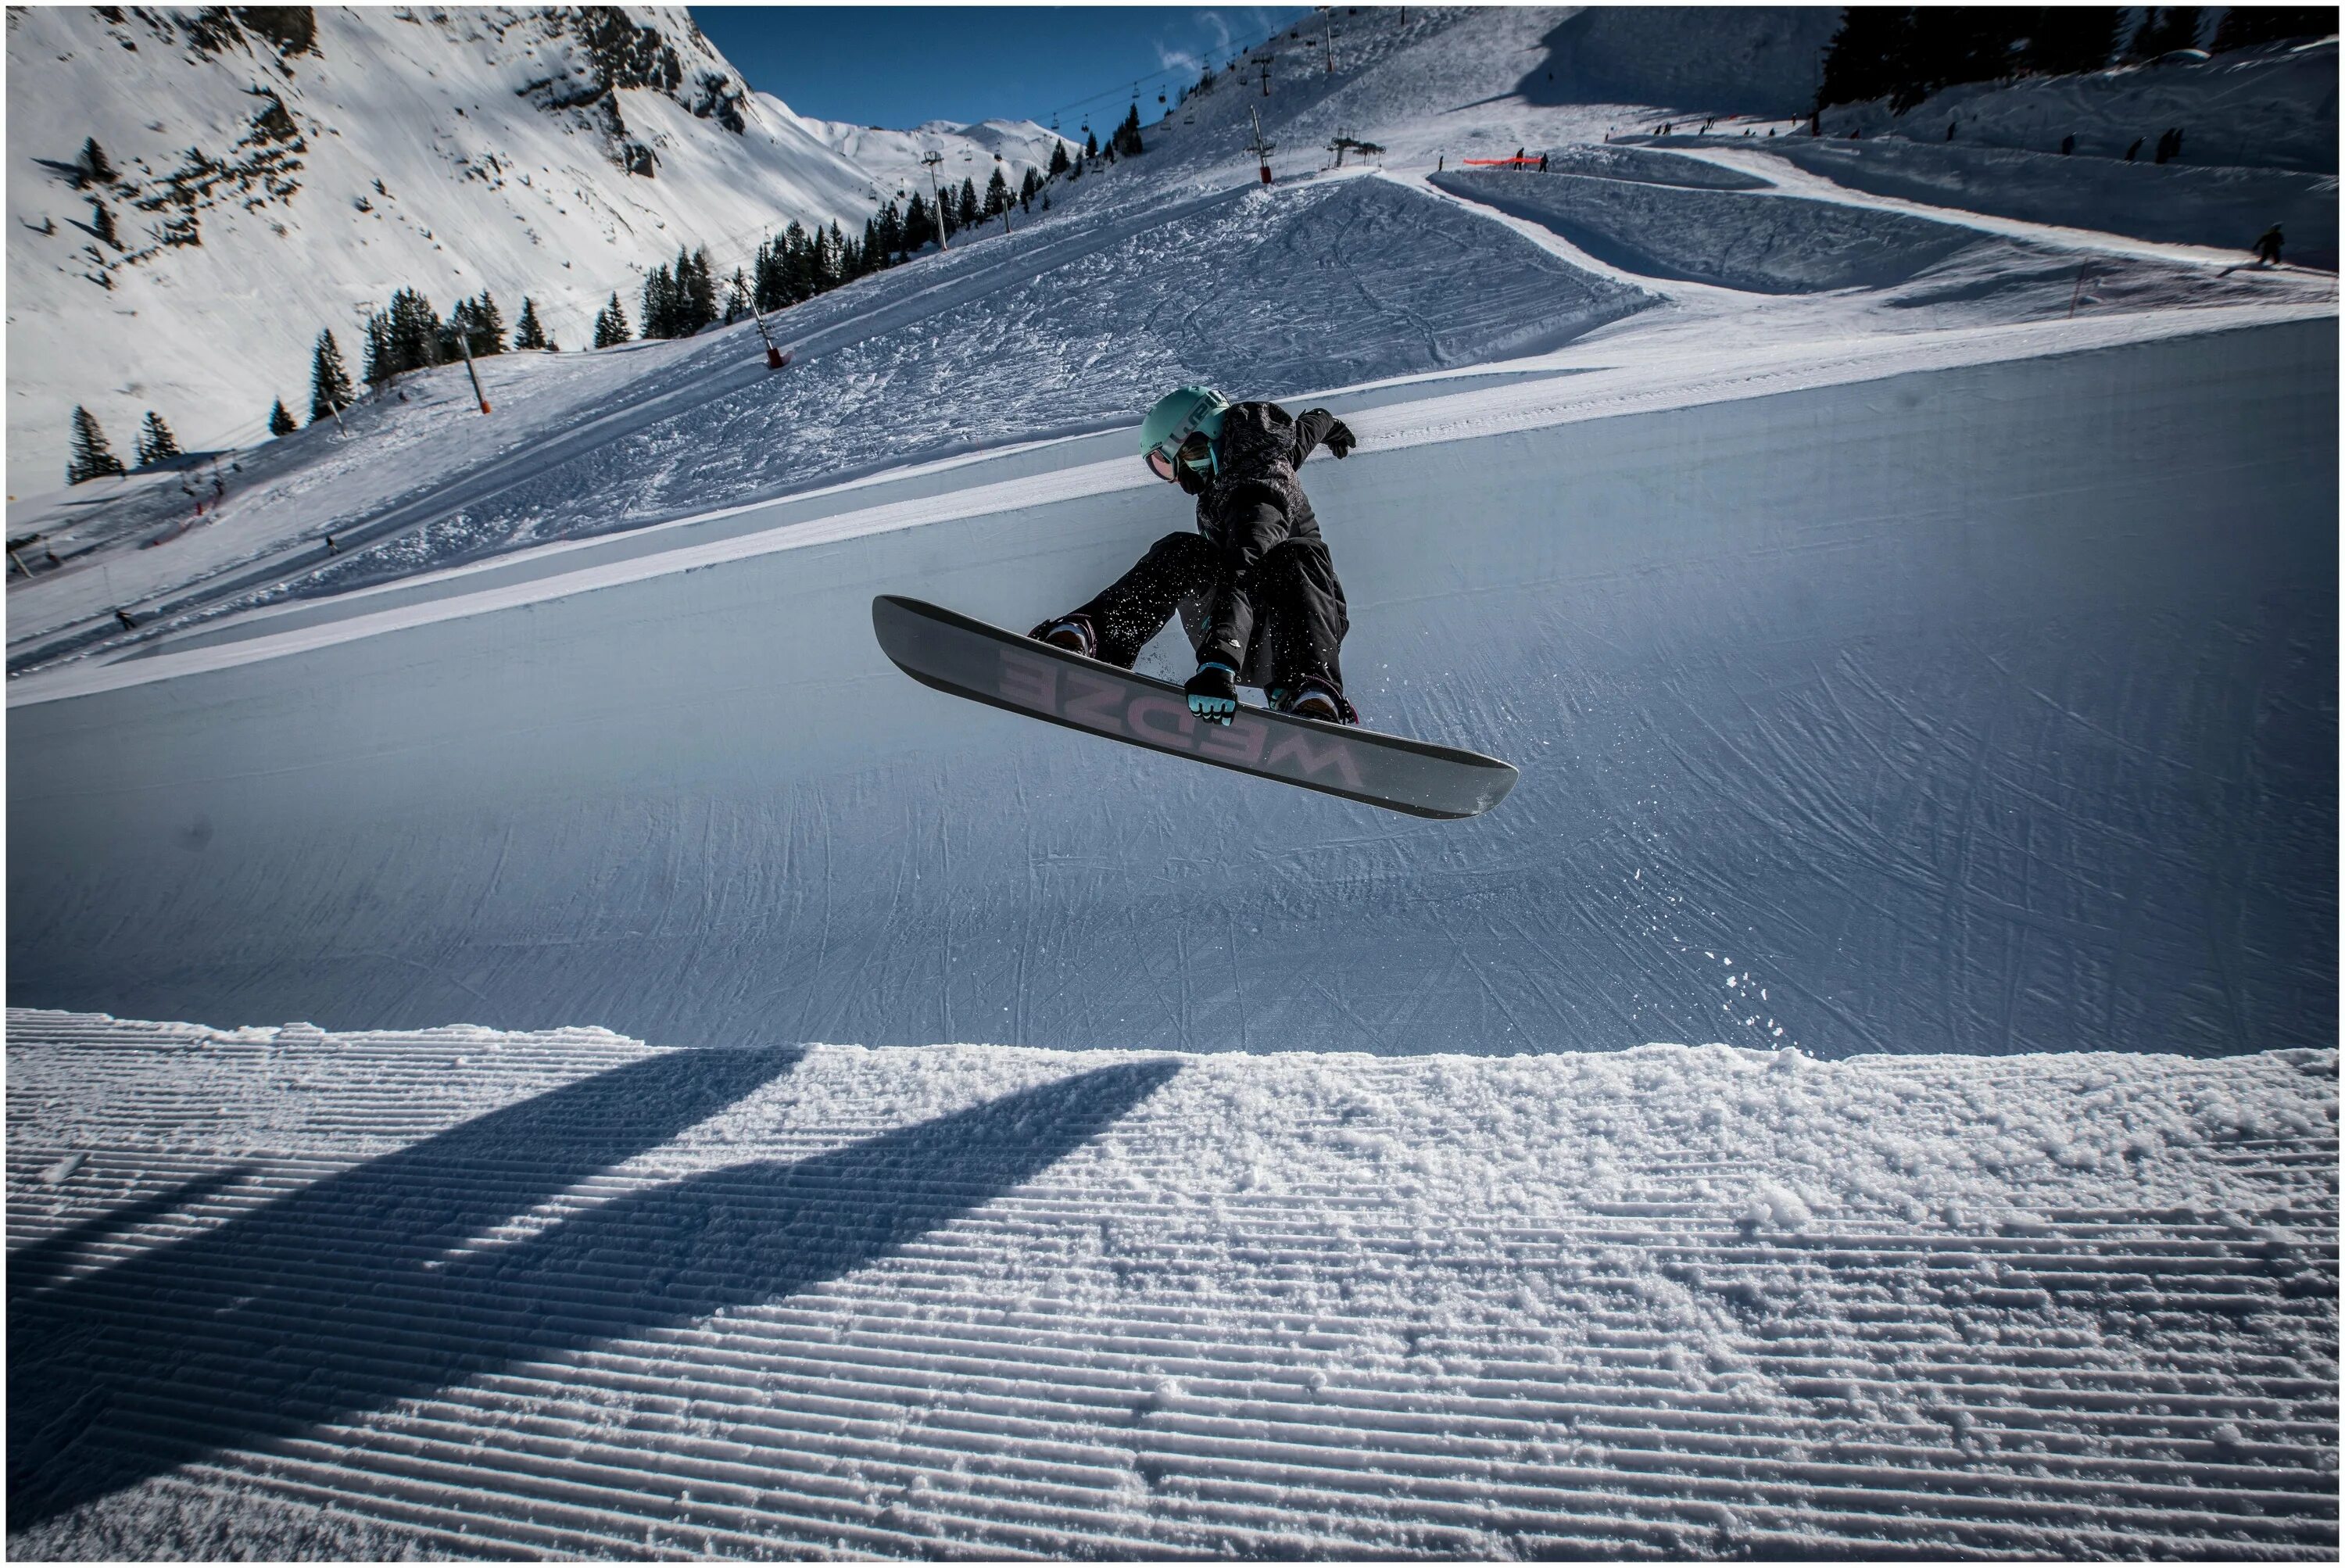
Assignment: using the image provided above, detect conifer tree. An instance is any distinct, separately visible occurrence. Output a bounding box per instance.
[1084,129,1099,159]
[76,136,117,188]
[984,166,1011,217]
[681,246,718,332]
[640,262,677,338]
[2128,6,2204,57]
[902,193,932,252]
[468,290,507,355]
[309,328,353,421]
[1048,140,1071,177]
[781,220,816,300]
[1817,9,1919,107]
[438,302,463,362]
[753,237,785,311]
[1020,167,1042,209]
[386,287,439,373]
[90,199,120,249]
[268,398,297,436]
[811,224,840,292]
[958,177,980,230]
[2210,5,2325,51]
[362,312,395,385]
[136,410,181,466]
[67,405,125,483]
[725,267,750,323]
[2024,8,2121,75]
[1112,103,1144,156]
[512,296,552,350]
[594,292,632,346]
[1911,9,2027,96]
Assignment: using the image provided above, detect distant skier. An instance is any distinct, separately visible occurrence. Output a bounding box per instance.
[1031,385,1360,725]
[2256,224,2285,265]
[2060,133,2075,155]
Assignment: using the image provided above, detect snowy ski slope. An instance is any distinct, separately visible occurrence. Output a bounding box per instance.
[9,1011,2336,1558]
[9,313,2335,1058]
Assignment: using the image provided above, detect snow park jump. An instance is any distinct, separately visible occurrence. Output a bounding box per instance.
[7,5,2339,1559]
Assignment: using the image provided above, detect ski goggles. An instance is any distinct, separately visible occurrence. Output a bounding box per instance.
[1144,430,1215,483]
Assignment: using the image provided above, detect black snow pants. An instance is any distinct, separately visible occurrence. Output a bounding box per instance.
[1065,530,1348,694]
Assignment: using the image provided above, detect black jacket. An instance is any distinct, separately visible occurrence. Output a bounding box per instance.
[1187,401,1346,667]
[1188,400,1341,553]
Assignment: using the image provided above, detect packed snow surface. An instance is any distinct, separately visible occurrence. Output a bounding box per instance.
[9,1010,2335,1558]
[1769,136,2339,267]
[10,318,2334,1058]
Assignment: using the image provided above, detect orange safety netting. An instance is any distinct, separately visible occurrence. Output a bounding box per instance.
[1459,156,1543,168]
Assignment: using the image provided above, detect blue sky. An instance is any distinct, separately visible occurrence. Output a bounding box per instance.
[689,6,1312,132]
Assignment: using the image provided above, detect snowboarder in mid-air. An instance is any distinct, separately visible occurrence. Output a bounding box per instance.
[1032,385,1360,725]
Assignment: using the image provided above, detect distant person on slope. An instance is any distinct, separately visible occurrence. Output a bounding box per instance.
[1030,385,1360,725]
[2256,224,2285,265]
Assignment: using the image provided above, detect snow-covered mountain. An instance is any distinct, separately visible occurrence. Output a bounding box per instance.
[800,113,1072,212]
[4,5,1066,493]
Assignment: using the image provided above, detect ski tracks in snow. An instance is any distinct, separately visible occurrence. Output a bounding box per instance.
[9,1011,2336,1559]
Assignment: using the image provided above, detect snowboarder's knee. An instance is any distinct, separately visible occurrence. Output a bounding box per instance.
[1147,531,1215,563]
[1257,538,1327,580]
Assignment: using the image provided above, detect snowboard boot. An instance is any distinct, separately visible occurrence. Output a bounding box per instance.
[1271,675,1359,726]
[1029,613,1097,658]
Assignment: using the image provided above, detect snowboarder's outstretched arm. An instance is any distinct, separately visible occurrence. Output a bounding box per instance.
[1290,408,1356,465]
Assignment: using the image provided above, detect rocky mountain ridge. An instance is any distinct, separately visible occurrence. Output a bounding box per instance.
[6,5,1064,493]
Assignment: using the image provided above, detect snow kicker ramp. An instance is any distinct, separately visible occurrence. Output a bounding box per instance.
[9,320,2336,1058]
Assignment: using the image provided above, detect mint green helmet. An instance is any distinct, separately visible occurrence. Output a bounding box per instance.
[1140,384,1230,481]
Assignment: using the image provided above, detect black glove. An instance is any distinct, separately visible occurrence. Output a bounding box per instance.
[1323,418,1355,458]
[1184,660,1240,725]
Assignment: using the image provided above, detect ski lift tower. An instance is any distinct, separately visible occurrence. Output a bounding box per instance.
[921,149,949,251]
[1248,107,1276,184]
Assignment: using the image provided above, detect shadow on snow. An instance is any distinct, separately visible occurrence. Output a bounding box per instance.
[9,1046,1180,1527]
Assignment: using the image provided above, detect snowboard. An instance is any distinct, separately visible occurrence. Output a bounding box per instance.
[872,595,1518,819]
